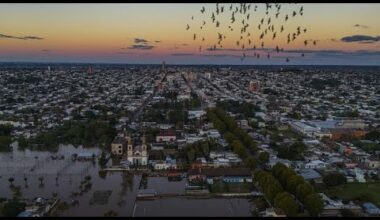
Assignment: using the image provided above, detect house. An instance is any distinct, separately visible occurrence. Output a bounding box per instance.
[319,193,363,217]
[260,208,286,217]
[304,160,327,169]
[152,156,177,170]
[156,129,176,143]
[205,168,252,184]
[362,202,380,216]
[188,168,206,183]
[298,169,322,182]
[111,136,126,155]
[188,110,206,120]
[366,158,380,169]
[188,168,252,184]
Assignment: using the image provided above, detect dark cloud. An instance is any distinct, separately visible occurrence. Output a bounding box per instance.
[128,44,154,50]
[171,53,195,56]
[117,51,133,54]
[182,43,188,46]
[134,38,148,44]
[155,40,161,43]
[340,35,380,43]
[41,49,51,52]
[0,33,43,40]
[354,24,369,29]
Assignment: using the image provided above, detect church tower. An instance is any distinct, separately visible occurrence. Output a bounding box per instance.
[126,133,133,157]
[141,134,147,157]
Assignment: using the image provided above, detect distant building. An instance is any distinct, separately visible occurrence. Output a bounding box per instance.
[87,66,94,74]
[248,80,260,92]
[161,61,166,73]
[111,135,126,155]
[188,110,206,120]
[156,129,176,143]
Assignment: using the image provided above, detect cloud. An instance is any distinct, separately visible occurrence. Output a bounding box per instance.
[340,35,380,43]
[354,24,369,29]
[0,33,43,40]
[134,38,148,44]
[155,40,161,43]
[128,44,154,50]
[171,53,194,56]
[41,49,51,52]
[117,51,133,54]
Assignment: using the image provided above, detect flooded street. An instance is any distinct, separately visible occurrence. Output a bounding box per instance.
[134,198,252,217]
[0,144,253,216]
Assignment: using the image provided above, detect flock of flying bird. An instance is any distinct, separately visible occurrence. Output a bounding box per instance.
[186,3,319,62]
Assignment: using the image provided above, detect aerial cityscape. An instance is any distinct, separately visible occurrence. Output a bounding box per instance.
[0,3,380,218]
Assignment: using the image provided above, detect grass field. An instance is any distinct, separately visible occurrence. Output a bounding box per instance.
[322,182,380,207]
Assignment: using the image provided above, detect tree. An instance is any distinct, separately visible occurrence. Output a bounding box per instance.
[277,142,306,160]
[296,182,314,203]
[98,151,108,168]
[104,210,118,217]
[244,156,257,170]
[18,137,29,149]
[0,124,12,136]
[1,199,26,217]
[0,136,12,152]
[322,172,346,187]
[287,175,305,194]
[365,130,380,141]
[274,192,299,217]
[258,151,269,164]
[304,193,324,217]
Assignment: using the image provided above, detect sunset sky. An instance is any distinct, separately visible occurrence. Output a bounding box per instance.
[0,3,380,65]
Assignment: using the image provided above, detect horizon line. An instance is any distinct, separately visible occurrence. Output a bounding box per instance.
[1,61,380,67]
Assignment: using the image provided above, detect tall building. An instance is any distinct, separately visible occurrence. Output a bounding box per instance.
[161,61,166,73]
[87,66,94,74]
[248,80,260,92]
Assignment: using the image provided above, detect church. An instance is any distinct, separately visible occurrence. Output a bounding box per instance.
[111,131,148,166]
[126,133,148,166]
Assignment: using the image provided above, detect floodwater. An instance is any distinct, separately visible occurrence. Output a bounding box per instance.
[0,144,140,216]
[0,144,254,217]
[134,198,252,217]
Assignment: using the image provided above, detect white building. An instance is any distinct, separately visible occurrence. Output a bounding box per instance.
[188,110,206,120]
[305,160,328,169]
[127,135,148,166]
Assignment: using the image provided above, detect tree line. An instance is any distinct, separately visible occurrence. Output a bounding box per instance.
[206,107,271,171]
[254,163,324,217]
[18,119,116,151]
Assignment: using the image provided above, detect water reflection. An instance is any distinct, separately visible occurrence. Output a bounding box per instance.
[0,144,254,216]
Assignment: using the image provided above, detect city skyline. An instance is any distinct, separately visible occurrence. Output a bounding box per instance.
[1,3,380,65]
